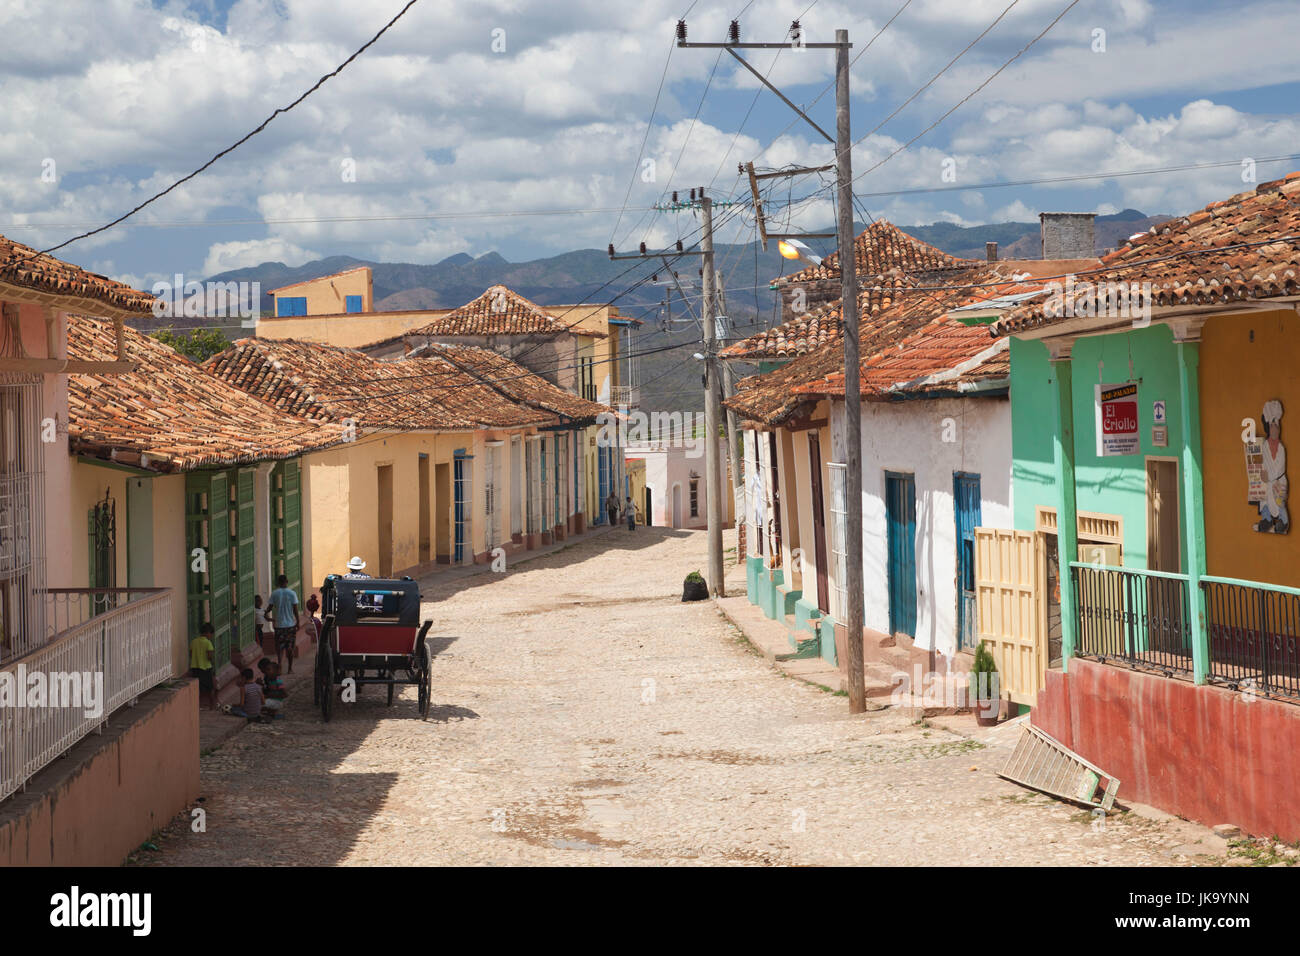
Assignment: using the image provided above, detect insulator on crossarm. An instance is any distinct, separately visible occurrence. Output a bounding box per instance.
[729,20,739,44]
[639,241,647,255]
[607,243,615,259]
[676,240,683,252]
[676,19,687,42]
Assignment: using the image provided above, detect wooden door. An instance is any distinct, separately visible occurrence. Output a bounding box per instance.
[768,431,783,561]
[377,464,394,576]
[419,454,431,563]
[1145,459,1184,653]
[974,527,1043,705]
[807,431,830,613]
[885,471,917,638]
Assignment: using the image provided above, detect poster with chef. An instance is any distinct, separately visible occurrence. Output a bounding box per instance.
[1095,382,1141,456]
[1252,399,1288,534]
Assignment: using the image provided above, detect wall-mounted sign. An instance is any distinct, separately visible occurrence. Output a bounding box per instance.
[1152,425,1168,447]
[1250,399,1288,534]
[1153,399,1167,424]
[1095,382,1140,456]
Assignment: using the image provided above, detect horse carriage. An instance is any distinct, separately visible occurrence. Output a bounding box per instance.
[314,575,433,721]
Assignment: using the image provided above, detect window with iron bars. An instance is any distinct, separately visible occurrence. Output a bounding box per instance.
[827,462,849,621]
[0,376,46,660]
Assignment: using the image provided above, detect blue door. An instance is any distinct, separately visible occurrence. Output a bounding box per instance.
[597,445,609,523]
[885,472,917,639]
[953,472,982,650]
[453,452,467,563]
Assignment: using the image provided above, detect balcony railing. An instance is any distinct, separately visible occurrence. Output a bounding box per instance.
[610,385,640,408]
[0,588,173,804]
[1071,563,1195,678]
[1202,576,1300,700]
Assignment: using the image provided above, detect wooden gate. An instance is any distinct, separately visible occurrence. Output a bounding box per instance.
[974,527,1043,706]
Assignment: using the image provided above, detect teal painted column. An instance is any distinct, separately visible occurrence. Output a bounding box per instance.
[1176,339,1210,683]
[1050,352,1079,668]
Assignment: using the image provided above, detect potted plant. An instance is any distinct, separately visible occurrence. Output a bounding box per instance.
[969,641,1001,727]
[682,570,709,602]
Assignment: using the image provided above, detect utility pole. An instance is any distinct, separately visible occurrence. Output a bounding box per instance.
[833,29,866,715]
[700,195,725,597]
[680,19,867,713]
[717,270,744,564]
[608,189,736,597]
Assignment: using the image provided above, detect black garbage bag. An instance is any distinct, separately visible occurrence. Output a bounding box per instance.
[682,573,709,602]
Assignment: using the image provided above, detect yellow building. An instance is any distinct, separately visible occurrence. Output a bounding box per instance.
[66,317,344,695]
[206,335,607,589]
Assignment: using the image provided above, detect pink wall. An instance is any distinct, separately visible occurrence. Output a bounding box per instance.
[1033,659,1300,841]
[0,681,200,866]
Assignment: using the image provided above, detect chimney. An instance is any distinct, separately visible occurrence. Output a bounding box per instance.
[985,241,998,262]
[1040,212,1096,260]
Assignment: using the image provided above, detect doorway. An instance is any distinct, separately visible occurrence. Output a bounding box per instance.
[885,471,917,639]
[377,465,393,577]
[418,454,431,564]
[807,431,830,613]
[644,486,653,527]
[954,472,982,651]
[672,483,682,528]
[1146,457,1184,653]
[435,461,451,563]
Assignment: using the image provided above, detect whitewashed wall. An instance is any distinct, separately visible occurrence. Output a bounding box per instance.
[831,396,1013,657]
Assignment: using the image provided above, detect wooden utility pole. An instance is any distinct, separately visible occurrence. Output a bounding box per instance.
[834,29,866,713]
[679,19,866,712]
[700,195,725,596]
[717,270,744,565]
[607,190,735,596]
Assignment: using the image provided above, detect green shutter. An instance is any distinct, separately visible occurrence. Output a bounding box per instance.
[271,460,304,597]
[283,459,303,596]
[236,467,256,647]
[185,471,232,666]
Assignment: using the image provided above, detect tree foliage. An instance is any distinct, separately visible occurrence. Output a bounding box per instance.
[151,326,229,363]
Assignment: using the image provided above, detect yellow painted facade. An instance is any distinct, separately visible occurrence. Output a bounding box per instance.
[300,426,545,591]
[268,267,374,318]
[68,462,190,676]
[1199,307,1300,588]
[256,309,449,348]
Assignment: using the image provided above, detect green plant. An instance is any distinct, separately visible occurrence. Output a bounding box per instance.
[970,640,999,702]
[151,326,229,363]
[685,570,705,584]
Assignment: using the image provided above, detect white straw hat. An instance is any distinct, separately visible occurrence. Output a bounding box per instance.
[347,556,367,571]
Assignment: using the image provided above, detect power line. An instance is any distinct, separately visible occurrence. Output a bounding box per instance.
[13,0,422,263]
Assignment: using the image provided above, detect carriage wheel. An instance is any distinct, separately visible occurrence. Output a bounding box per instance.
[417,640,431,719]
[319,643,334,723]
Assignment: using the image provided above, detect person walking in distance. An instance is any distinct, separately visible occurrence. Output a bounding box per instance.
[268,574,301,674]
[605,491,619,528]
[624,496,637,531]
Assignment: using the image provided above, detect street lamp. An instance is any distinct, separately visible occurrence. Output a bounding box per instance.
[777,237,822,265]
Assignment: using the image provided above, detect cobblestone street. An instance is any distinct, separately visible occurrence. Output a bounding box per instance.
[140,527,1227,866]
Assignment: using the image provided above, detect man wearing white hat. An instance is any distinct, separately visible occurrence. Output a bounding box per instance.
[343,556,371,579]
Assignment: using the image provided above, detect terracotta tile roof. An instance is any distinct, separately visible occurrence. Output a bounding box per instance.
[403,285,606,339]
[408,342,612,422]
[0,235,155,315]
[722,272,922,360]
[730,269,1042,418]
[992,172,1300,336]
[771,219,977,288]
[205,338,555,432]
[66,317,344,473]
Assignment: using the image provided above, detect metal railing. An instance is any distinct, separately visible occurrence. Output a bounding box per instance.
[610,385,640,408]
[1202,576,1300,700]
[1071,563,1194,677]
[0,588,173,804]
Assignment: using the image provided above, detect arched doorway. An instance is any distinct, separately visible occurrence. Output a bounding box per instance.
[671,483,682,528]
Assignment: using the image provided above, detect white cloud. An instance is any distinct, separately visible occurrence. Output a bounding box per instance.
[203,238,322,275]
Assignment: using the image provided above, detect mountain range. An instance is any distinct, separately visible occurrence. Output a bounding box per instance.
[164,208,1170,412]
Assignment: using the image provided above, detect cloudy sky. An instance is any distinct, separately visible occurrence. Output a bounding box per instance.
[3,0,1299,290]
